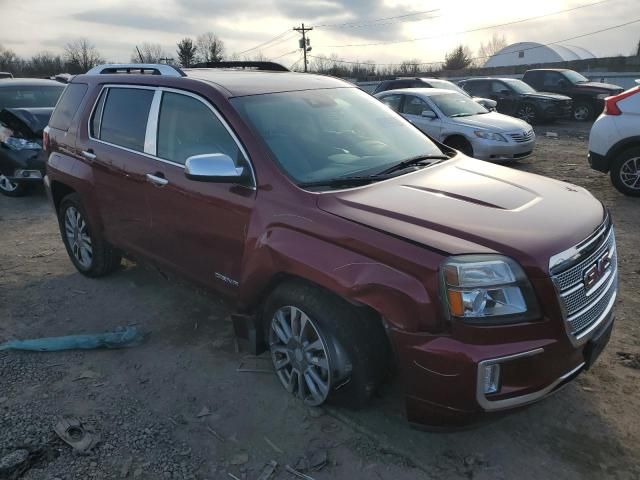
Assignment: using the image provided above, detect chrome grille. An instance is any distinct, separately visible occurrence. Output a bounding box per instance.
[552,227,617,338]
[508,129,534,143]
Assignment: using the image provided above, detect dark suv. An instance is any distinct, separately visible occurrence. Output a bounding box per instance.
[45,63,617,427]
[522,69,624,121]
[373,77,497,111]
[458,77,572,124]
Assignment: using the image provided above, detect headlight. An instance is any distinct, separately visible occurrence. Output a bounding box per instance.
[473,131,507,142]
[596,93,610,100]
[440,255,540,324]
[3,137,41,151]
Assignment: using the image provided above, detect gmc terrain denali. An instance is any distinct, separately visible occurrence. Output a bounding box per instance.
[44,63,618,427]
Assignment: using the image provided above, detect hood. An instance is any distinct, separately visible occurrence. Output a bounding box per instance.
[522,92,572,101]
[448,111,530,132]
[573,81,623,93]
[0,107,54,139]
[316,157,604,277]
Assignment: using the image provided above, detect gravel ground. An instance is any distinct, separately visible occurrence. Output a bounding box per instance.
[1,121,639,480]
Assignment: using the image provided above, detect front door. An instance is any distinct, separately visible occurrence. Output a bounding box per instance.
[143,90,255,295]
[400,95,443,140]
[490,81,516,115]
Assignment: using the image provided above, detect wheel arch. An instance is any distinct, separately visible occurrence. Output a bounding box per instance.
[50,180,76,212]
[606,136,640,165]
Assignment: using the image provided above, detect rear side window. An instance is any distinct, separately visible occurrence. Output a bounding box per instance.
[49,84,87,131]
[379,94,403,112]
[464,81,489,96]
[96,88,154,152]
[156,92,243,166]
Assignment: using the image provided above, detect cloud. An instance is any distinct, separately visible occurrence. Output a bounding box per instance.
[73,9,194,34]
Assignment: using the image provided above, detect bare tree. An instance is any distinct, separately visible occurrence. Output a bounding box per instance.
[196,32,225,63]
[478,33,508,62]
[176,38,197,67]
[64,39,104,73]
[131,43,167,63]
[397,59,421,75]
[0,44,20,73]
[28,52,65,77]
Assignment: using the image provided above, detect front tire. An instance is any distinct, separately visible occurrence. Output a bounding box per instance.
[0,175,30,197]
[58,193,121,277]
[444,137,474,157]
[515,103,538,124]
[264,281,390,409]
[610,147,640,197]
[573,102,594,121]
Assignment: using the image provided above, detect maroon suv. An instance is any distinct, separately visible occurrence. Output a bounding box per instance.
[44,63,618,427]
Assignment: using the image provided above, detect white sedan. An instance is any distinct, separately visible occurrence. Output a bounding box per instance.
[375,88,535,162]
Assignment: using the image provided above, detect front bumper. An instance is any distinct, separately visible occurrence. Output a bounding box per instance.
[472,137,535,161]
[0,148,46,183]
[588,150,610,173]
[391,306,614,428]
[541,102,573,120]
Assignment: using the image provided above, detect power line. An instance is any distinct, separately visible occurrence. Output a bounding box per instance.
[271,49,298,61]
[309,17,640,67]
[236,29,291,56]
[319,0,615,47]
[316,9,439,29]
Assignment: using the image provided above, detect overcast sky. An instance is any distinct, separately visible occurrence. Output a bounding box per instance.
[0,0,638,67]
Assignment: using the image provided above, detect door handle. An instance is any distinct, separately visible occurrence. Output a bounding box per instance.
[146,173,169,187]
[81,150,96,160]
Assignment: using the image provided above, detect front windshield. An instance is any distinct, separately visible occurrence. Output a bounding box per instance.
[563,70,589,84]
[425,79,469,97]
[502,79,536,94]
[0,85,64,110]
[230,88,444,184]
[429,92,488,117]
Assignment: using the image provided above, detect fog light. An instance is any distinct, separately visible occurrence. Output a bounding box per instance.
[483,364,501,394]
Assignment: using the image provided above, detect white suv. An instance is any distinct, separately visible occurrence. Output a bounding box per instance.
[588,81,640,196]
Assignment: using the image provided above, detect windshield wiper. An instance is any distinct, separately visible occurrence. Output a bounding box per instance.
[375,154,449,176]
[298,174,395,189]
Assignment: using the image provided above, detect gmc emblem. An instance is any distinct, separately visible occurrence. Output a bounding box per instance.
[583,251,612,291]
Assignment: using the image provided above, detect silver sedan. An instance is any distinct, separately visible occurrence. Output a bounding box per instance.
[375,88,536,162]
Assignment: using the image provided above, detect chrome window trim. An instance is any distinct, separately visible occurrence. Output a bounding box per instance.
[144,90,162,155]
[87,84,256,190]
[476,348,585,411]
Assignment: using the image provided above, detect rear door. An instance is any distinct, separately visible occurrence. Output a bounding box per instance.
[80,85,157,256]
[143,89,255,294]
[400,95,443,140]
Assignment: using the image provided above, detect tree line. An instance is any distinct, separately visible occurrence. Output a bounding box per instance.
[0,32,507,78]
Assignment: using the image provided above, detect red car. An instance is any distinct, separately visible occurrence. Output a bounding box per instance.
[44,63,617,427]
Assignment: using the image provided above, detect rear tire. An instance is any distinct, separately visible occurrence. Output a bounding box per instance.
[0,175,30,197]
[444,137,474,157]
[263,281,391,409]
[58,193,121,277]
[610,147,640,197]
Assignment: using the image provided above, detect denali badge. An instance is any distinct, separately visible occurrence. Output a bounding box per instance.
[583,250,612,291]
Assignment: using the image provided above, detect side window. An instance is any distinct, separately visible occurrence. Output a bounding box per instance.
[402,95,431,116]
[156,92,243,167]
[49,83,88,131]
[90,89,107,138]
[97,88,154,152]
[466,81,488,96]
[542,72,564,88]
[379,94,403,112]
[491,81,508,94]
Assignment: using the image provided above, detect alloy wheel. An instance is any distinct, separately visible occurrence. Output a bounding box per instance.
[517,105,536,124]
[269,305,332,406]
[64,206,93,269]
[0,174,18,192]
[619,156,640,190]
[573,105,591,121]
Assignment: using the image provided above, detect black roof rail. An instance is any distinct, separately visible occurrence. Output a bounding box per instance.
[86,64,186,77]
[189,61,289,72]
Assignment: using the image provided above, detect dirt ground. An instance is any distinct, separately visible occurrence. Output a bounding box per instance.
[1,121,639,480]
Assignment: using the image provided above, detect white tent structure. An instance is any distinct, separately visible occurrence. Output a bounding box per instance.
[483,42,596,68]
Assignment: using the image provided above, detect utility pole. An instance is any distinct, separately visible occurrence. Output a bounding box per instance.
[293,23,313,72]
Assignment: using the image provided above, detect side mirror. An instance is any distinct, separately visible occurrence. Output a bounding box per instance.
[421,110,436,119]
[185,153,244,183]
